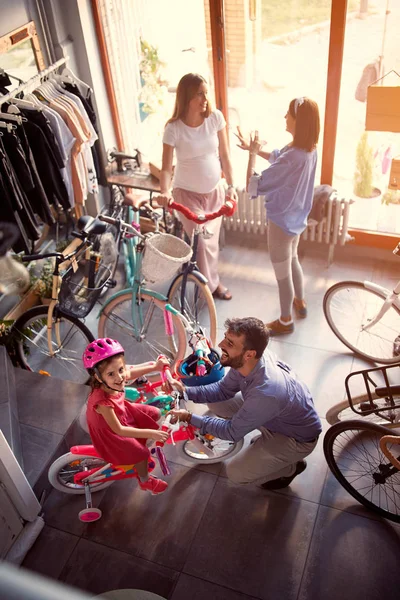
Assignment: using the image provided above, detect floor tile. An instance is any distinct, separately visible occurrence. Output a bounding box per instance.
[84,463,217,571]
[41,486,109,536]
[16,370,88,435]
[298,505,400,600]
[183,478,318,600]
[171,573,259,600]
[61,538,178,598]
[20,423,63,488]
[22,525,79,580]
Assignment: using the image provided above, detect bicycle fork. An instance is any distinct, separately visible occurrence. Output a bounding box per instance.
[361,282,400,332]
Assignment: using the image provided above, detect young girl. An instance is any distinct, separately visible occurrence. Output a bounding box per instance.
[83,337,170,495]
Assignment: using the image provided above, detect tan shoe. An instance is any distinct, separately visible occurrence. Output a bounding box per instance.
[265,319,294,336]
[293,298,307,318]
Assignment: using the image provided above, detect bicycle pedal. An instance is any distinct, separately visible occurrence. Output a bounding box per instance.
[106,279,117,289]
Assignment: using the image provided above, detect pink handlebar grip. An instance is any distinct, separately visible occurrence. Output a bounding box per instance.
[168,199,237,224]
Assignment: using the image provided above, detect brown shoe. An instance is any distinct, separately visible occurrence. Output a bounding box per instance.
[293,298,307,318]
[265,319,294,336]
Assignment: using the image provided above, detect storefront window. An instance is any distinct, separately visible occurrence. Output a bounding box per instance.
[98,0,211,164]
[334,0,400,234]
[127,0,211,162]
[224,0,339,189]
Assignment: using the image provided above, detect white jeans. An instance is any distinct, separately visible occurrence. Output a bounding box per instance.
[208,396,318,485]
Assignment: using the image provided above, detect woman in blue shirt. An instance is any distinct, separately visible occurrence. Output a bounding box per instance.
[238,97,320,336]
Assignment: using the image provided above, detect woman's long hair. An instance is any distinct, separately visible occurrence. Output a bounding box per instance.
[166,73,212,125]
[289,98,320,152]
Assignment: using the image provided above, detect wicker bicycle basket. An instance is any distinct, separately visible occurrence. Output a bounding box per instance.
[58,263,111,319]
[141,233,192,283]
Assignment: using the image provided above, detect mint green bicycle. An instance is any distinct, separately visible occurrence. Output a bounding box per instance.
[97,205,188,365]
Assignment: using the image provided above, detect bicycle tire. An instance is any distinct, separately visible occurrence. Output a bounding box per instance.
[168,272,217,349]
[48,452,113,494]
[98,291,186,365]
[326,392,400,426]
[177,436,243,464]
[323,420,400,523]
[323,281,400,364]
[12,306,94,384]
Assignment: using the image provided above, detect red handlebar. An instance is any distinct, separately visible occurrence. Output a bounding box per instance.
[168,199,237,224]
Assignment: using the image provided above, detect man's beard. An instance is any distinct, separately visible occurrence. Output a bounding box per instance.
[220,350,246,369]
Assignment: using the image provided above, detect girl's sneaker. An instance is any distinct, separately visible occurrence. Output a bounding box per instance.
[138,476,168,495]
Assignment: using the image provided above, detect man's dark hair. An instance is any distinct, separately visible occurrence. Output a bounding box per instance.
[224,317,269,358]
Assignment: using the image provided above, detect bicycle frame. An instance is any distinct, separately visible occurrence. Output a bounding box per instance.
[361,280,400,332]
[174,223,208,314]
[98,205,170,340]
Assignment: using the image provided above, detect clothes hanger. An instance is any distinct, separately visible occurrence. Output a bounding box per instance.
[60,66,93,94]
[0,121,16,132]
[0,111,26,124]
[8,97,38,111]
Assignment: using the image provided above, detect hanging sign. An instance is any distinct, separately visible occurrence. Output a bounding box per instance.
[365,71,400,132]
[388,157,400,190]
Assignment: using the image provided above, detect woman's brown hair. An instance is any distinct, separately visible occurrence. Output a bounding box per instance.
[289,97,320,152]
[166,73,212,125]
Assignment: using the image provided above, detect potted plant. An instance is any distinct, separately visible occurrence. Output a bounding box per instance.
[377,188,400,233]
[0,319,31,366]
[139,39,167,120]
[352,132,381,229]
[32,259,54,304]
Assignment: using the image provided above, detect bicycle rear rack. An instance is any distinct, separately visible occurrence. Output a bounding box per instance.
[345,363,400,420]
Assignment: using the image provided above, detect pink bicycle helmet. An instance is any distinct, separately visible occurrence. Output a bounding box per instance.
[83,338,124,370]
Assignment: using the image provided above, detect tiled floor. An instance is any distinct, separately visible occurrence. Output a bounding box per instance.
[21,238,400,599]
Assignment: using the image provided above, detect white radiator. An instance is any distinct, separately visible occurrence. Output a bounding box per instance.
[224,188,354,265]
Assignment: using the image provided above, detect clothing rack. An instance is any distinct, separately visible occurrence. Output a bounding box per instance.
[0,57,68,105]
[0,56,70,257]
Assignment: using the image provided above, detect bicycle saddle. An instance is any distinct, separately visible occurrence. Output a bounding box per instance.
[109,149,142,172]
[74,215,107,238]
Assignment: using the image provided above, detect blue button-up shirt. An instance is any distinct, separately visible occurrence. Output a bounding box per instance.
[248,145,317,235]
[188,351,322,443]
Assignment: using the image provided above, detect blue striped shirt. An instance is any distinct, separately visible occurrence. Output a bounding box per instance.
[248,145,317,235]
[188,351,322,443]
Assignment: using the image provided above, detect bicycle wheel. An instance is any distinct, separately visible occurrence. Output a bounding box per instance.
[168,272,217,348]
[13,306,94,383]
[323,281,400,364]
[177,435,243,464]
[98,291,186,365]
[48,452,113,494]
[323,420,400,523]
[326,392,400,426]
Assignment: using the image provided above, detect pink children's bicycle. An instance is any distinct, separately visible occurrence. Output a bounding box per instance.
[48,363,243,522]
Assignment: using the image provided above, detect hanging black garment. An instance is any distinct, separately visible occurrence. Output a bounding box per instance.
[0,170,30,253]
[0,140,40,253]
[21,119,70,212]
[19,108,65,169]
[2,129,55,226]
[64,82,107,186]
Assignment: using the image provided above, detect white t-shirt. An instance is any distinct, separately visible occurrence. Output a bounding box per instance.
[163,109,226,193]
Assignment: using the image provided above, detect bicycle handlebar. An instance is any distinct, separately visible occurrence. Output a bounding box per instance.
[98,213,146,240]
[167,199,237,224]
[22,252,64,263]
